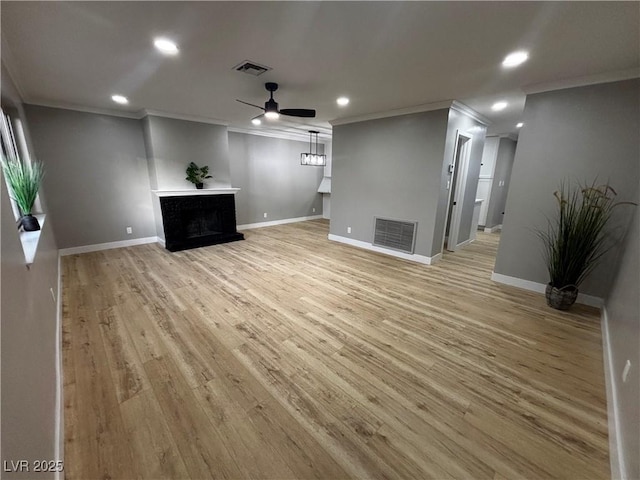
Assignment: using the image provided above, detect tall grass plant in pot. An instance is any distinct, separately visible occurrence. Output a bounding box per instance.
[1,155,44,231]
[537,180,635,310]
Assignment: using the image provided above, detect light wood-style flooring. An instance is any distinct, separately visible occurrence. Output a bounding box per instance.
[62,220,609,479]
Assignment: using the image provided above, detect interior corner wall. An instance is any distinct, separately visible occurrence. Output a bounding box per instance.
[143,115,231,190]
[430,108,487,255]
[604,206,639,480]
[494,78,640,298]
[322,141,332,220]
[330,109,449,258]
[141,117,164,240]
[485,137,516,229]
[24,105,156,249]
[1,64,60,479]
[228,132,323,225]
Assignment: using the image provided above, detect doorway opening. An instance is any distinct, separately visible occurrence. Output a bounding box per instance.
[444,131,472,252]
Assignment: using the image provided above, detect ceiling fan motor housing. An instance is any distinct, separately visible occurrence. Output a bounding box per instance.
[265,98,279,113]
[265,83,279,113]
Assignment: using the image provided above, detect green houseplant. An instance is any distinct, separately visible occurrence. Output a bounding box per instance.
[538,180,635,310]
[1,155,44,231]
[185,162,212,189]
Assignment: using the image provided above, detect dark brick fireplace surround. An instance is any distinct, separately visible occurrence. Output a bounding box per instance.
[159,193,244,252]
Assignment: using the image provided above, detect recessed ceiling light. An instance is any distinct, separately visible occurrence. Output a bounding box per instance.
[502,51,529,68]
[111,94,128,105]
[516,122,524,128]
[491,101,508,111]
[337,97,349,106]
[154,37,179,55]
[264,111,279,120]
[251,117,261,126]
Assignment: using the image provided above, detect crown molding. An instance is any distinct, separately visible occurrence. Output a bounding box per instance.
[228,125,331,144]
[140,109,228,126]
[330,100,453,126]
[489,133,518,140]
[24,100,141,119]
[504,133,519,142]
[450,100,491,126]
[523,68,640,95]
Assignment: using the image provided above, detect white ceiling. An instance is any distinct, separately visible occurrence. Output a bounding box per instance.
[1,2,638,140]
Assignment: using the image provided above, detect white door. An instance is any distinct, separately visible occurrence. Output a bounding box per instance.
[445,133,472,252]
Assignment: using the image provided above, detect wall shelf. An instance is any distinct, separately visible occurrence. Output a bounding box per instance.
[20,213,46,265]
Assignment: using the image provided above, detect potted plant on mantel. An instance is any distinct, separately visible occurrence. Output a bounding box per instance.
[185,162,213,189]
[1,155,45,231]
[538,180,636,310]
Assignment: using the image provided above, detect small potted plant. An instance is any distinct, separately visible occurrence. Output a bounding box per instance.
[1,155,44,231]
[185,162,213,189]
[537,180,635,310]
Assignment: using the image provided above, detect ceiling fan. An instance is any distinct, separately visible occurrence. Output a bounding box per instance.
[236,82,316,121]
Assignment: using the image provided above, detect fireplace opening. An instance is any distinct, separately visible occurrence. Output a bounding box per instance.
[184,208,222,238]
[160,194,244,252]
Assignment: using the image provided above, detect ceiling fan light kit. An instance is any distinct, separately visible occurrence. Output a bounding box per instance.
[301,130,326,167]
[237,82,316,122]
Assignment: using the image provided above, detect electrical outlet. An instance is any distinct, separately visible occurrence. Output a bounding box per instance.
[126,226,133,234]
[622,360,631,383]
[263,212,268,218]
[347,226,352,234]
[312,207,316,213]
[50,287,56,302]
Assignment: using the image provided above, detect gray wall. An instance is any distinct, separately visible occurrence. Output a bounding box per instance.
[25,106,156,249]
[432,108,487,254]
[494,79,639,297]
[330,110,449,258]
[485,137,516,229]
[143,115,231,190]
[605,207,639,480]
[228,132,323,225]
[1,64,60,478]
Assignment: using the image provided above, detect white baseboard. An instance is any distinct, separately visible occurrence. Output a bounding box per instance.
[59,236,160,256]
[54,254,64,480]
[429,252,443,265]
[157,237,166,248]
[490,271,603,308]
[237,215,323,230]
[484,224,502,233]
[328,234,439,265]
[456,237,475,249]
[601,305,626,480]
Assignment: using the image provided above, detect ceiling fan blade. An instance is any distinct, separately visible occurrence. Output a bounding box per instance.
[236,99,265,110]
[280,108,316,118]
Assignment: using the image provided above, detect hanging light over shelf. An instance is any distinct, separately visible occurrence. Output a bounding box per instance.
[300,130,326,166]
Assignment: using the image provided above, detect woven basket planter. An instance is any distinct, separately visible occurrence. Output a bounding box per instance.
[545,284,578,310]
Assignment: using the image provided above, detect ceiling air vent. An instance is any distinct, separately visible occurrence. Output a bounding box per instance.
[233,60,271,76]
[373,217,417,254]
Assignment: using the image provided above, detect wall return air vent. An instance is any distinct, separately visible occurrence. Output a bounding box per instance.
[233,60,271,76]
[373,217,417,254]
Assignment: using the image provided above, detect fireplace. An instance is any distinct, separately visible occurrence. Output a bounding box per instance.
[159,193,244,252]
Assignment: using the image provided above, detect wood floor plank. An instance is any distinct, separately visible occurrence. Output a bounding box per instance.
[66,289,139,480]
[63,220,610,479]
[143,355,244,480]
[97,304,150,404]
[119,390,190,479]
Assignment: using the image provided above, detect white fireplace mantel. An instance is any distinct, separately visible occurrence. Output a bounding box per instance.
[152,188,240,197]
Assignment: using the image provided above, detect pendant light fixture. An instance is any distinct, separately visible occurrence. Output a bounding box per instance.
[300,130,326,166]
